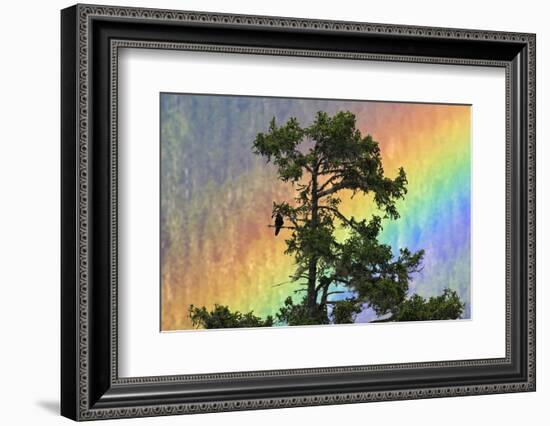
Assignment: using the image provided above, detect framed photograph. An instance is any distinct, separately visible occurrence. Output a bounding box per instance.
[61,4,536,421]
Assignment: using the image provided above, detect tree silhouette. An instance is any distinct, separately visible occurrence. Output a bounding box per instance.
[189,111,464,328]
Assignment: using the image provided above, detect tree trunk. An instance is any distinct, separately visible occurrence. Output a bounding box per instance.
[307,167,319,316]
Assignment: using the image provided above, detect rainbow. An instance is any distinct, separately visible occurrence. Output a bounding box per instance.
[160,94,471,330]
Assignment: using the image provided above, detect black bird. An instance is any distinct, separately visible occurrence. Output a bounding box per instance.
[274,213,284,236]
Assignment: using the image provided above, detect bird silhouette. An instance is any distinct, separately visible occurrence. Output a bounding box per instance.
[274,213,284,236]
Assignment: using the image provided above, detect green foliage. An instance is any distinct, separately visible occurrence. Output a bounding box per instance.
[189,304,274,329]
[253,117,306,182]
[331,299,363,324]
[335,224,425,316]
[275,297,329,326]
[392,288,465,322]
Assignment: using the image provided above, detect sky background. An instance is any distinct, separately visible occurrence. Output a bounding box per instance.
[160,94,471,331]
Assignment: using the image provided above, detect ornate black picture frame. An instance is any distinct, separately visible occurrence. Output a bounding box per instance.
[61,4,536,421]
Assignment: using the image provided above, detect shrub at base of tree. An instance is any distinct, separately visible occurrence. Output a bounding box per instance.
[188,288,464,329]
[189,304,274,329]
[187,111,466,329]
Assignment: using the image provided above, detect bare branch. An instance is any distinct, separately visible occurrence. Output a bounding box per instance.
[318,174,343,192]
[285,215,300,227]
[267,225,295,230]
[318,205,355,229]
[271,280,294,288]
[318,167,346,175]
[333,277,351,285]
[316,280,331,292]
[317,182,349,198]
[320,284,329,305]
[292,274,310,280]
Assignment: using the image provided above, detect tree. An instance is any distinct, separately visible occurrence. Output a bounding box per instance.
[189,304,274,329]
[188,111,464,328]
[390,288,465,322]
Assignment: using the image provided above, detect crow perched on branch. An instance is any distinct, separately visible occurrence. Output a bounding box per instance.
[274,213,284,236]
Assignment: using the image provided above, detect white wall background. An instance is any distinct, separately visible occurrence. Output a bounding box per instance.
[0,0,546,424]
